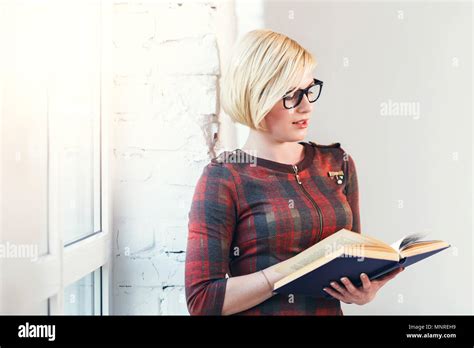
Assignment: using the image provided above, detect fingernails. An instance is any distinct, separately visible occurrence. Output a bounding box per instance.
[361,273,367,278]
[323,288,328,292]
[340,277,347,283]
[330,282,337,286]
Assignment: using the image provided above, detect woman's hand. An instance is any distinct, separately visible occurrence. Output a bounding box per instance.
[323,267,405,305]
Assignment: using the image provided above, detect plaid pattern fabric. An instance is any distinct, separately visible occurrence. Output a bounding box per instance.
[185,141,360,315]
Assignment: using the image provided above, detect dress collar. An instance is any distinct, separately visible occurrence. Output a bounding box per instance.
[236,142,315,173]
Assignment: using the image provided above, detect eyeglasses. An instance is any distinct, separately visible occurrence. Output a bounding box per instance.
[282,78,323,109]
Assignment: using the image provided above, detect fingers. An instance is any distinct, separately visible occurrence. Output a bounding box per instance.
[360,273,371,290]
[323,270,404,305]
[322,286,342,300]
[329,277,362,302]
[340,277,358,295]
[329,280,349,297]
[323,287,349,303]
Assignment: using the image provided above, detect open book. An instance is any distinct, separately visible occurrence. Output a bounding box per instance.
[273,228,450,298]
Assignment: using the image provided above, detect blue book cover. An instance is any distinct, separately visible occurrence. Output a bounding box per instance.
[273,229,450,298]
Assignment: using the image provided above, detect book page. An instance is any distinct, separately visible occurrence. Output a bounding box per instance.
[390,237,405,251]
[390,232,429,251]
[275,229,366,275]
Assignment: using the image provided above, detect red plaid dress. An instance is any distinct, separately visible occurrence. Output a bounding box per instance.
[185,141,361,315]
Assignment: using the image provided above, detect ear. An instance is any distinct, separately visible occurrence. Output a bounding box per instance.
[257,117,268,132]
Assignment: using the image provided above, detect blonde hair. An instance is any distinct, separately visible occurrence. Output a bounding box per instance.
[220,29,317,130]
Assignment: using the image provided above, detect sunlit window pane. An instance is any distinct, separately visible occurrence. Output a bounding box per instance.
[64,269,101,315]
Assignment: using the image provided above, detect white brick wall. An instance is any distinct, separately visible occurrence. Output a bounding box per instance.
[111,0,223,315]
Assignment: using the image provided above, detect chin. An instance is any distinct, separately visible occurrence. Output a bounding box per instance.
[278,131,307,143]
[290,129,308,142]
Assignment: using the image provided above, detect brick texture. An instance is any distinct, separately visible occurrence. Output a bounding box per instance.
[112,1,220,315]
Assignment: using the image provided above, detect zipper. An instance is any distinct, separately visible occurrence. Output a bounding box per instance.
[292,164,324,242]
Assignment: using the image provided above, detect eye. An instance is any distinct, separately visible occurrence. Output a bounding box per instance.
[308,85,317,94]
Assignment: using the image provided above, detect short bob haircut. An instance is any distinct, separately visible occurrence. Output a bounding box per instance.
[220,29,317,131]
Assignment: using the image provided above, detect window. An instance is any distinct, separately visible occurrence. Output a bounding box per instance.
[61,109,101,246]
[0,1,111,315]
[64,268,102,315]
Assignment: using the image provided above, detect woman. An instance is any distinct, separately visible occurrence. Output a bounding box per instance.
[185,29,403,315]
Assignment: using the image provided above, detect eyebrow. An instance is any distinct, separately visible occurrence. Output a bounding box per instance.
[285,80,316,94]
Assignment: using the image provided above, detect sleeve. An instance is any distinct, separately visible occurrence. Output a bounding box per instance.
[184,162,237,315]
[344,154,361,233]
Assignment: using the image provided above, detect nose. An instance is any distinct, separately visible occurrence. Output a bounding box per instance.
[296,93,313,113]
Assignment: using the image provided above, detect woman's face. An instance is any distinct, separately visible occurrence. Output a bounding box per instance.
[261,74,315,143]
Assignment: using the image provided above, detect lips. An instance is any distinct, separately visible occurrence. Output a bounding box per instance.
[292,119,309,125]
[292,119,309,129]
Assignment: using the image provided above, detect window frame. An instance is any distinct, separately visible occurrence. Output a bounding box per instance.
[0,0,113,315]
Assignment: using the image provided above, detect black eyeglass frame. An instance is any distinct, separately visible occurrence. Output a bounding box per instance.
[282,78,324,109]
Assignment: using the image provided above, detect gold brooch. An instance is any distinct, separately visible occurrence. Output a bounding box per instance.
[328,170,344,184]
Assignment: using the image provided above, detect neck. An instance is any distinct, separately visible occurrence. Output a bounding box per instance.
[241,129,305,165]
